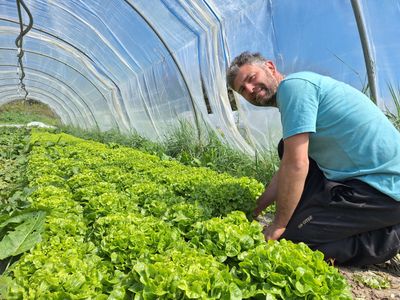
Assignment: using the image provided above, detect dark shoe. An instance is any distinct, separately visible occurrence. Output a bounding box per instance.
[370,254,400,276]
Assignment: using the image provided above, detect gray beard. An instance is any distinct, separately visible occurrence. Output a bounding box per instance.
[254,93,277,107]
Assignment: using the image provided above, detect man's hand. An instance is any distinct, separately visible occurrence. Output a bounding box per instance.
[262,222,286,240]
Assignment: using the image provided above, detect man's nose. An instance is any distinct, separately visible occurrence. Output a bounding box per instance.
[244,82,254,94]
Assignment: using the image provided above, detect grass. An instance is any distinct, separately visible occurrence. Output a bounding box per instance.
[162,120,278,183]
[0,100,61,126]
[385,83,400,131]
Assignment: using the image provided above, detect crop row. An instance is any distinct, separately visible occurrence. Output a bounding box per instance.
[1,130,351,299]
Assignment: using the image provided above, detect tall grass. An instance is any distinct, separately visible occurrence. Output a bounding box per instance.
[385,83,400,131]
[163,120,278,183]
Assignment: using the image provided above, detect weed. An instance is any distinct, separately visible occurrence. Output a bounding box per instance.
[385,82,400,131]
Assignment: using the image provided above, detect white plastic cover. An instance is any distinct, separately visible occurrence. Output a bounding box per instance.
[0,0,399,153]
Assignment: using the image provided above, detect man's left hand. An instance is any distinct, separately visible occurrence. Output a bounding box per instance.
[263,223,286,240]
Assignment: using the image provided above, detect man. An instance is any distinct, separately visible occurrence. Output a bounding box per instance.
[226,51,400,266]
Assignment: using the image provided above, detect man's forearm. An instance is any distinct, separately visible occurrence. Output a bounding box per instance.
[254,172,279,216]
[273,158,309,228]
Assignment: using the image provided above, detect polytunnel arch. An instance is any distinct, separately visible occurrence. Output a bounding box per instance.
[123,0,202,136]
[0,91,73,125]
[0,18,133,131]
[0,0,399,152]
[0,47,107,116]
[15,77,95,128]
[0,65,98,128]
[0,75,92,123]
[0,0,226,143]
[0,85,79,125]
[0,96,63,125]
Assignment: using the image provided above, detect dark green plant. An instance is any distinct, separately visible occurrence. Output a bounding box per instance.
[0,128,32,215]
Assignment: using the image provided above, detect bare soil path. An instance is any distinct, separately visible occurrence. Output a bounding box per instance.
[340,265,400,299]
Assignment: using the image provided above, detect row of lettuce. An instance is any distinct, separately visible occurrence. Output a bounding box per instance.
[0,128,351,299]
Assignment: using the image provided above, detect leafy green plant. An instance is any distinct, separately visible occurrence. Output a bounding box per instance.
[0,130,351,299]
[353,271,390,289]
[131,248,240,299]
[58,120,279,185]
[188,211,265,263]
[235,241,352,299]
[0,211,46,260]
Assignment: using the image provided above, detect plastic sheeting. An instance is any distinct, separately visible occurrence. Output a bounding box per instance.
[0,0,399,153]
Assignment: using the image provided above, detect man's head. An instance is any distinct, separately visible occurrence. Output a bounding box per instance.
[226,52,283,107]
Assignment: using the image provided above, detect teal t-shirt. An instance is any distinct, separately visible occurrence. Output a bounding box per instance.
[276,71,400,201]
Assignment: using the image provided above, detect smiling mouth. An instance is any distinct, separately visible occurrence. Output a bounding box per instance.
[254,88,266,102]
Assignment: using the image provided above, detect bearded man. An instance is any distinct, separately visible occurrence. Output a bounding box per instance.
[226,51,400,266]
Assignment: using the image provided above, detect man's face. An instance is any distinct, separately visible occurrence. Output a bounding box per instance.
[233,62,279,107]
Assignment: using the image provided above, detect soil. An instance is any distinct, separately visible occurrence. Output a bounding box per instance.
[339,264,400,299]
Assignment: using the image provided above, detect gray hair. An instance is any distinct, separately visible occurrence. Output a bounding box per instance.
[226,51,267,90]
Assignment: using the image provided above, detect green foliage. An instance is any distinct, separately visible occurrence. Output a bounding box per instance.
[188,211,265,263]
[58,125,166,157]
[131,248,240,300]
[0,127,31,215]
[58,121,279,185]
[0,127,45,273]
[353,271,390,289]
[0,130,351,299]
[2,236,121,299]
[93,213,186,269]
[0,211,46,260]
[235,241,352,299]
[163,120,279,184]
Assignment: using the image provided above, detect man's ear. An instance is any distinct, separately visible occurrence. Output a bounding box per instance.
[264,60,276,74]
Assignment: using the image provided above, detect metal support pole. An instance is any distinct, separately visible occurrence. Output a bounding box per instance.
[351,0,378,104]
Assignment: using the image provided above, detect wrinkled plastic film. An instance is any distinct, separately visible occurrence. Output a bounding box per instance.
[0,0,398,154]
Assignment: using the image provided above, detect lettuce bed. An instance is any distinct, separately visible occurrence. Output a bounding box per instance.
[0,130,351,299]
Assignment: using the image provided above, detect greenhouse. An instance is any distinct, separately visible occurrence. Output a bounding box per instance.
[0,0,400,299]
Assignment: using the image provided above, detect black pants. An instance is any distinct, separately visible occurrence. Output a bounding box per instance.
[277,140,400,266]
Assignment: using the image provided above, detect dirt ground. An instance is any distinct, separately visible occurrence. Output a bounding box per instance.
[339,264,400,299]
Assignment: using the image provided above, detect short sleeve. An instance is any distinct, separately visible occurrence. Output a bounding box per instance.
[277,78,319,139]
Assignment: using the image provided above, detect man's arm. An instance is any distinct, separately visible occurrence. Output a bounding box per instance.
[253,172,278,217]
[263,133,309,240]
